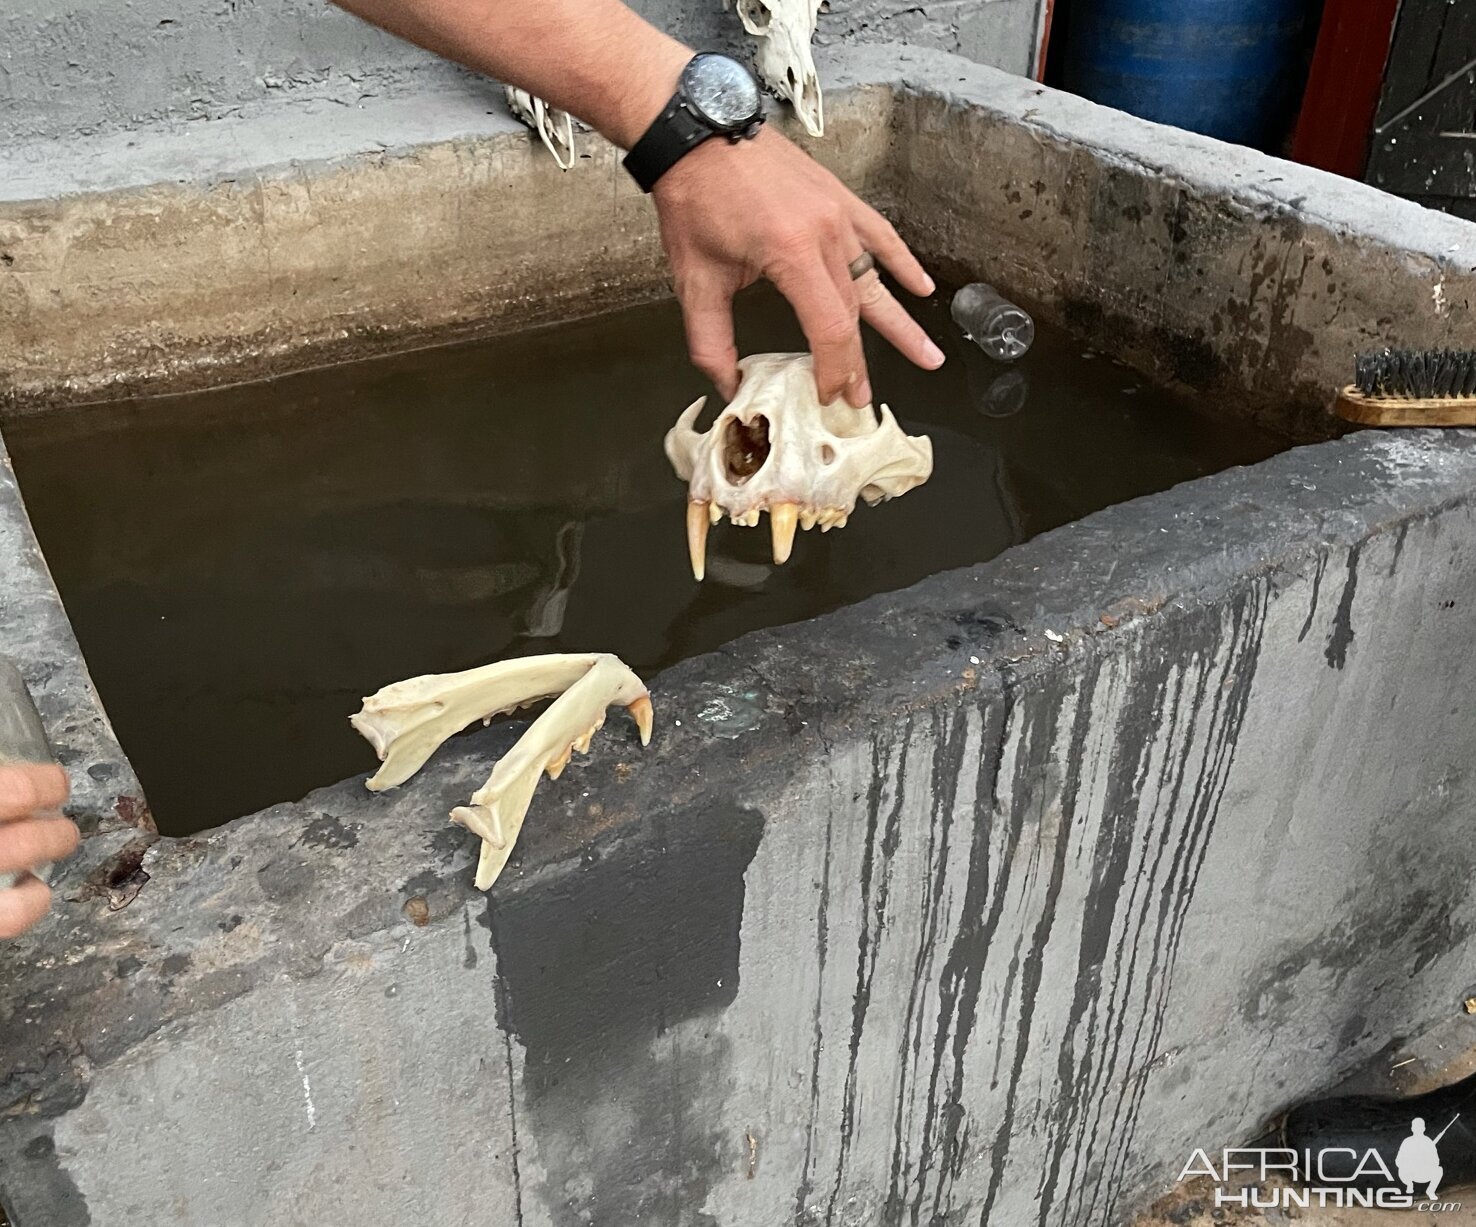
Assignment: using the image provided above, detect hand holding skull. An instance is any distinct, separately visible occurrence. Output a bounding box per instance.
[666,352,933,579]
[651,129,944,408]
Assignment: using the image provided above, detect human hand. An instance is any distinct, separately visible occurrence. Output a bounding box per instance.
[651,127,945,407]
[0,764,77,939]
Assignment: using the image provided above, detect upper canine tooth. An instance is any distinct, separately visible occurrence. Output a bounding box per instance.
[769,502,799,564]
[686,501,710,582]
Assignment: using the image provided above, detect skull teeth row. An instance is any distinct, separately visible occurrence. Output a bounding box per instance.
[685,499,850,581]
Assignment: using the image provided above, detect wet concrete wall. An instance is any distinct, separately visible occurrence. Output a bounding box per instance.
[0,76,895,410]
[3,428,1475,1226]
[884,50,1476,440]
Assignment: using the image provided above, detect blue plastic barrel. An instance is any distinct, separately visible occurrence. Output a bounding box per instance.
[1063,0,1314,149]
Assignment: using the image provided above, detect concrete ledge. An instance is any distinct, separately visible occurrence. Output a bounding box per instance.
[0,0,1039,146]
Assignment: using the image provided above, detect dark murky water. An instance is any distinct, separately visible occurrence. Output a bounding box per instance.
[5,286,1285,834]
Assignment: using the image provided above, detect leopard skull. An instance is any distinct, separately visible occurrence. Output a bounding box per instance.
[352,653,652,889]
[727,0,824,137]
[504,86,577,170]
[664,352,933,580]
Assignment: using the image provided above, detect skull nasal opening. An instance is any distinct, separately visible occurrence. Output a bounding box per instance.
[723,415,771,483]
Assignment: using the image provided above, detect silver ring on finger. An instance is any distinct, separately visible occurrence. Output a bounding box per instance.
[847,251,876,280]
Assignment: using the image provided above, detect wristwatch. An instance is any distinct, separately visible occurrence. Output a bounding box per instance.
[623,53,766,192]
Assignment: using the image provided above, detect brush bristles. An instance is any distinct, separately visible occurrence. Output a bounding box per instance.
[1354,348,1476,399]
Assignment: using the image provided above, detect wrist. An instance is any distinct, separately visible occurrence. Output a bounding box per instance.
[650,123,779,201]
[599,40,693,149]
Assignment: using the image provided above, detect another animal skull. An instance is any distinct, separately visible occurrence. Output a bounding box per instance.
[664,352,933,580]
[504,87,577,170]
[352,653,652,889]
[726,0,824,137]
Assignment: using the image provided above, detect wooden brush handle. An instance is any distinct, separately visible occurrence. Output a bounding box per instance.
[1336,385,1476,426]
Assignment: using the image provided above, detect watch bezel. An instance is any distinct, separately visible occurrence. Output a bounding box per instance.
[680,52,763,133]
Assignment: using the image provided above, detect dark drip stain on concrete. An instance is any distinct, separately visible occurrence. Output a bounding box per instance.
[776,582,1272,1224]
[794,789,837,1221]
[1325,544,1360,669]
[826,720,911,1224]
[1062,587,1269,1226]
[3,286,1284,834]
[482,801,763,1227]
[882,706,969,1224]
[1297,550,1329,642]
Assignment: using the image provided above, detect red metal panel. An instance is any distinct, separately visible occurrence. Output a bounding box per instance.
[1291,0,1401,177]
[1036,0,1058,81]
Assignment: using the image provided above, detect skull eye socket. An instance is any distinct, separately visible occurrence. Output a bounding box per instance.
[723,415,771,483]
[740,0,772,33]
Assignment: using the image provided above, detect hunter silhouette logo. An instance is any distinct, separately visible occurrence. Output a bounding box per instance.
[1398,1115,1455,1197]
[1177,1112,1464,1212]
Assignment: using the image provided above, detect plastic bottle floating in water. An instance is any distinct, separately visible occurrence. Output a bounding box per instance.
[950,283,1035,361]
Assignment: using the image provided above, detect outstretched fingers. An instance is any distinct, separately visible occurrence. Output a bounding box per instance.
[769,253,868,407]
[0,818,79,875]
[851,202,935,299]
[677,274,741,400]
[853,269,946,374]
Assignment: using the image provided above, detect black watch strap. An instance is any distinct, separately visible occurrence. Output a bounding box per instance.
[623,95,719,193]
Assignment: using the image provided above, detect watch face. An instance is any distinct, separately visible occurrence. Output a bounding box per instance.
[683,54,762,131]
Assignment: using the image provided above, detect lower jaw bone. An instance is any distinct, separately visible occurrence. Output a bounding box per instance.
[351,653,653,890]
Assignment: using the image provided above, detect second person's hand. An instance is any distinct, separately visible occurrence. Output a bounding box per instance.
[0,763,77,940]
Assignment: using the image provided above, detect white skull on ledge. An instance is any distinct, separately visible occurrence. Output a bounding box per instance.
[504,86,577,170]
[664,352,933,580]
[727,0,825,137]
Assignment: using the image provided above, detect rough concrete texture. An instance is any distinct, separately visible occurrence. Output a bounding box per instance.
[0,0,1044,144]
[3,426,1476,1226]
